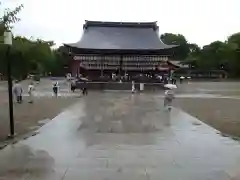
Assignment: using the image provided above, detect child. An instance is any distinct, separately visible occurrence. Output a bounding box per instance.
[28,82,35,103]
[82,82,88,96]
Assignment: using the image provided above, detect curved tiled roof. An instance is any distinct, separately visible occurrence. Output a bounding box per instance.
[65,21,176,50]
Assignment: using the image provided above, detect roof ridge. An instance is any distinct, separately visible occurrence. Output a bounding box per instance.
[83,20,158,30]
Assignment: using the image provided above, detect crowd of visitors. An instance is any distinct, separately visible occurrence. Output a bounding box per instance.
[11,72,190,111]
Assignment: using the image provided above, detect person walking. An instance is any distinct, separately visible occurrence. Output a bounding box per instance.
[53,81,59,97]
[13,80,23,103]
[28,82,35,103]
[180,76,185,84]
[131,81,135,93]
[82,81,88,96]
[164,89,175,111]
[71,80,76,92]
[163,76,168,84]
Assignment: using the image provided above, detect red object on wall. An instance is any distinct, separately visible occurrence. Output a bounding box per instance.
[157,61,180,72]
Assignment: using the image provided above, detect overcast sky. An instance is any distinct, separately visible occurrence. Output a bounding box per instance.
[1,0,240,47]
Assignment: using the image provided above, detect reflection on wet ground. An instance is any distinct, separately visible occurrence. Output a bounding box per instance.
[0,145,55,179]
[0,92,240,179]
[80,93,170,133]
[176,81,240,98]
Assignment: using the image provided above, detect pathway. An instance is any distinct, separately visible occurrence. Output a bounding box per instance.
[0,92,240,180]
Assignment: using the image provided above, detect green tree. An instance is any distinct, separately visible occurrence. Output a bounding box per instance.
[184,32,240,77]
[9,36,56,78]
[0,2,23,78]
[0,2,69,78]
[0,2,23,33]
[225,33,240,76]
[50,46,69,76]
[160,33,190,60]
[196,41,226,70]
[188,43,201,55]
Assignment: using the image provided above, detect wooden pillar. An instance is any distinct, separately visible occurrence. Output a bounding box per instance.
[101,55,104,77]
[120,55,123,76]
[71,60,80,78]
[77,66,79,78]
[101,68,103,77]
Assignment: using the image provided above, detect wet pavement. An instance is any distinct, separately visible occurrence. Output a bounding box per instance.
[1,79,240,99]
[0,92,240,180]
[176,81,240,98]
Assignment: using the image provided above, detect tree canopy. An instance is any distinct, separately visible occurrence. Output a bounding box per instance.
[183,34,240,77]
[161,31,240,77]
[0,2,23,33]
[161,33,190,60]
[0,2,68,79]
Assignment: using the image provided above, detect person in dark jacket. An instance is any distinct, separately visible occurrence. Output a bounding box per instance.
[53,82,59,97]
[171,77,177,84]
[82,82,88,96]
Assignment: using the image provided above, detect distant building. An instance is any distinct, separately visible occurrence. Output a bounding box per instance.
[64,21,178,80]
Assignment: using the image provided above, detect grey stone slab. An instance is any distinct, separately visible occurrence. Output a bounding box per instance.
[0,167,67,180]
[64,167,149,180]
[69,157,108,168]
[107,151,176,169]
[148,168,231,180]
[147,167,185,180]
[114,168,148,180]
[63,168,118,180]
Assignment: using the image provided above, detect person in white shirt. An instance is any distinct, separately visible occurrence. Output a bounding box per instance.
[131,81,135,93]
[13,80,23,103]
[28,82,35,103]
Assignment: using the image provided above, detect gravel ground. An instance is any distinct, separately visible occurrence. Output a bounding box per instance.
[174,81,240,137]
[0,79,77,142]
[175,81,240,96]
[174,98,240,137]
[0,95,78,141]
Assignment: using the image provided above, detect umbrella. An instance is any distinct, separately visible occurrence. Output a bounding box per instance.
[164,84,177,89]
[79,77,89,81]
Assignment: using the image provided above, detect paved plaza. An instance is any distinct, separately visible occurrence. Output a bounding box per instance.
[0,92,240,180]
